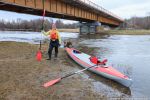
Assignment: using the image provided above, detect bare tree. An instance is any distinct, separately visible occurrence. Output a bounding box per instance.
[0,18,79,31]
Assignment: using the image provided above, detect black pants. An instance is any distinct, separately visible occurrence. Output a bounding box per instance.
[48,39,59,59]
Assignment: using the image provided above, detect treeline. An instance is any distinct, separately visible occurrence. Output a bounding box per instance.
[121,16,150,29]
[0,18,79,31]
[1,16,150,31]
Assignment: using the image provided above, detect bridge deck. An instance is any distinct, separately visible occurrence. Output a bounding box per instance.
[0,0,123,26]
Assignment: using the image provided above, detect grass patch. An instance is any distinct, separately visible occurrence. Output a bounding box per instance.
[101,29,150,35]
[58,29,79,33]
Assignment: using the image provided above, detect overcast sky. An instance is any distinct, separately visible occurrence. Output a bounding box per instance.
[0,0,150,23]
[99,0,150,18]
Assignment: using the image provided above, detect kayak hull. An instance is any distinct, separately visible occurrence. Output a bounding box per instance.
[66,48,132,87]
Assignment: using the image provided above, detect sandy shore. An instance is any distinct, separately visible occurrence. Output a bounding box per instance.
[0,41,106,100]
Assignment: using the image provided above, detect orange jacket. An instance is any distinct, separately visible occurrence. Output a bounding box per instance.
[43,29,61,44]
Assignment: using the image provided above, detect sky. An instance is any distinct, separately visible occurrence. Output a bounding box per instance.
[0,0,150,23]
[99,0,150,18]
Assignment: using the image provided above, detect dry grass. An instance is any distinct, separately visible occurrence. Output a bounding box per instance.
[58,28,150,35]
[58,29,79,33]
[0,41,105,100]
[101,29,150,35]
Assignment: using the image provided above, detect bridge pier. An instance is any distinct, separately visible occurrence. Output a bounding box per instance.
[80,22,101,34]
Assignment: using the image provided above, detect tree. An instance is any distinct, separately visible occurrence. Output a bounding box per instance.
[0,18,79,31]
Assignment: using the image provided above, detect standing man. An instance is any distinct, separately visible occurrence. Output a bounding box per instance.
[43,23,61,60]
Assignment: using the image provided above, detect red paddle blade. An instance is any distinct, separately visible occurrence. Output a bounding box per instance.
[43,78,61,88]
[36,50,42,61]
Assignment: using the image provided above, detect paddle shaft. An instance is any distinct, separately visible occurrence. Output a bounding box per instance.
[39,8,45,50]
[39,40,42,50]
[43,65,97,87]
[61,64,97,79]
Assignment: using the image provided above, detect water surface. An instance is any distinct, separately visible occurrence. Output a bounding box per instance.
[79,35,150,98]
[0,31,79,44]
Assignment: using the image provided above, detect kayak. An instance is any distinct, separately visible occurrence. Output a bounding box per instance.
[65,48,132,87]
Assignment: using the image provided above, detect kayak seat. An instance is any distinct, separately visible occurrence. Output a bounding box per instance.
[90,57,107,65]
[89,56,98,64]
[73,50,81,54]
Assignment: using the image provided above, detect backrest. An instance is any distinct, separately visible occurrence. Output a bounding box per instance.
[90,56,98,64]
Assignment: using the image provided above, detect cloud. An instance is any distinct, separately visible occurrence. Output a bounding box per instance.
[110,1,150,19]
[62,20,77,24]
[92,0,134,9]
[93,0,150,19]
[0,10,41,21]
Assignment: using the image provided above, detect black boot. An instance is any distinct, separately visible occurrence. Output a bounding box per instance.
[48,46,53,60]
[46,57,51,60]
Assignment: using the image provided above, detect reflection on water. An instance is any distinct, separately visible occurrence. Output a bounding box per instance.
[78,34,150,98]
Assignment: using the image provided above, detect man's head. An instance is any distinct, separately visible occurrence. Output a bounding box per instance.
[52,23,56,30]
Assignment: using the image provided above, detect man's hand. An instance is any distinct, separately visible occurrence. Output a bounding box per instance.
[58,43,61,47]
[41,30,45,34]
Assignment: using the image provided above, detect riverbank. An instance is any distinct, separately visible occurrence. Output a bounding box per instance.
[0,41,105,100]
[99,29,150,35]
[58,29,79,33]
[1,29,150,35]
[58,28,150,35]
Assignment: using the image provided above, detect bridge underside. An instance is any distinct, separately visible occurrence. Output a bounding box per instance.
[0,0,123,27]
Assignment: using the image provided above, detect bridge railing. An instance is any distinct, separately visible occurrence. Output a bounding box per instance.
[79,0,124,21]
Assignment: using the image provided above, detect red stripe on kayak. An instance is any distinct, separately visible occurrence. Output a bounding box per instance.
[66,48,129,79]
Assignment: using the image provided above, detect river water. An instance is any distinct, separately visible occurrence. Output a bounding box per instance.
[78,34,150,98]
[0,31,150,98]
[0,31,78,44]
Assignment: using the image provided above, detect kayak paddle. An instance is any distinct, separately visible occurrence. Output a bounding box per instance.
[43,59,107,87]
[36,9,45,61]
[36,41,42,61]
[43,65,97,87]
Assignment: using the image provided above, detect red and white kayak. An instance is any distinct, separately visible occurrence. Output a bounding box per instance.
[66,48,132,87]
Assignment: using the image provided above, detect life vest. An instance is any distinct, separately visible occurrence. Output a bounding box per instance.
[50,31,58,40]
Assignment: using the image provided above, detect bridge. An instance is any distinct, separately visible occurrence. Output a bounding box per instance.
[0,0,124,34]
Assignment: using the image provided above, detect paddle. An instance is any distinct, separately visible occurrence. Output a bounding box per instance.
[36,41,42,61]
[43,59,107,87]
[36,9,45,61]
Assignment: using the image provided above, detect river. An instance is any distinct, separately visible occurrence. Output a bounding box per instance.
[0,31,150,98]
[78,34,150,98]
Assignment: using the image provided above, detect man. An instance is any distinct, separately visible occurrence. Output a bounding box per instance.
[43,23,61,60]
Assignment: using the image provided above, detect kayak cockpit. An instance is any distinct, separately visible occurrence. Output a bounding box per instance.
[73,49,81,54]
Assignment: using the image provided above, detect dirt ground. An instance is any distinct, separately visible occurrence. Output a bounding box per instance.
[0,41,106,100]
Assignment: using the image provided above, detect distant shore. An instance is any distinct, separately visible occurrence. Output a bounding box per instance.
[59,29,150,35]
[1,29,150,35]
[0,28,80,33]
[58,28,79,33]
[98,29,150,35]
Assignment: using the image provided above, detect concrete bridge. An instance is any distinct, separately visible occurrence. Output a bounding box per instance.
[0,0,124,34]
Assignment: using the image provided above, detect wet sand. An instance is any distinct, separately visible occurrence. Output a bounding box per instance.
[0,42,106,100]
